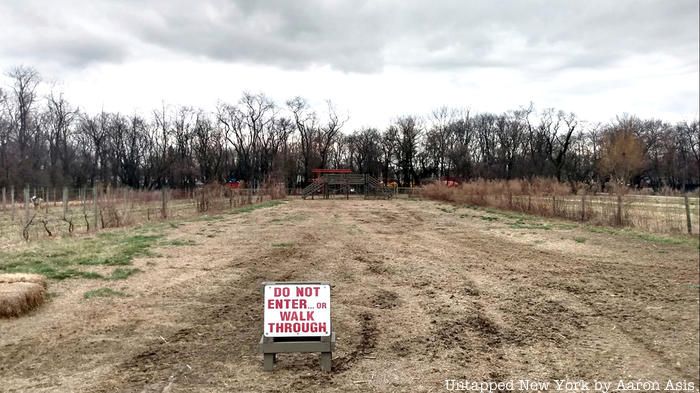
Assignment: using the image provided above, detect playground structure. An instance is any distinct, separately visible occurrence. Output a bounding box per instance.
[301,169,393,200]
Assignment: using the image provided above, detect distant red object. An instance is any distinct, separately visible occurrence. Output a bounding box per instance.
[227,181,241,189]
[443,180,459,187]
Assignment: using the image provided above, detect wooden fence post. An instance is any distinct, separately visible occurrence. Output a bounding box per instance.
[80,188,87,231]
[24,187,30,225]
[580,194,586,221]
[616,194,623,226]
[44,187,49,213]
[11,186,15,222]
[684,195,692,234]
[93,187,98,231]
[508,192,513,209]
[62,187,68,219]
[161,188,168,219]
[552,195,556,216]
[1,186,5,212]
[23,187,30,239]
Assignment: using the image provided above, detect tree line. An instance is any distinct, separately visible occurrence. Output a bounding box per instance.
[1,66,698,191]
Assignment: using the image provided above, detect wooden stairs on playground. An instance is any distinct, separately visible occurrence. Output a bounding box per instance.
[301,174,393,199]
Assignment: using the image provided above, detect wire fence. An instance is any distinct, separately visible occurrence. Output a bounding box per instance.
[0,185,280,244]
[3,185,695,242]
[418,186,700,235]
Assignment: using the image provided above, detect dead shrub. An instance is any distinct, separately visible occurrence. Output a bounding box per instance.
[422,177,693,234]
[196,183,226,212]
[99,202,122,228]
[261,181,287,200]
[0,282,46,318]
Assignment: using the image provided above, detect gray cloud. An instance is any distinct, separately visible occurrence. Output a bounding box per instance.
[0,2,129,68]
[0,0,697,73]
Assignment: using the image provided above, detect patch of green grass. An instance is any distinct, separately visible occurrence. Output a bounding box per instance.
[108,268,141,280]
[228,200,285,215]
[161,239,197,246]
[573,237,587,243]
[480,216,499,222]
[510,223,552,230]
[483,208,528,221]
[633,232,687,245]
[272,242,294,248]
[437,206,456,213]
[0,198,287,283]
[0,259,106,280]
[0,230,161,280]
[508,218,552,230]
[84,287,129,299]
[77,234,161,266]
[586,225,698,247]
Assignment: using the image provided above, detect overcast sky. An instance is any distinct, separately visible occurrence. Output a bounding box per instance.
[0,0,698,129]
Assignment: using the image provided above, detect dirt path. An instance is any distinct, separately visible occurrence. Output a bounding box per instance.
[1,199,698,392]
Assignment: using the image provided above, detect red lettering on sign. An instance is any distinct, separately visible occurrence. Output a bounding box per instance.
[273,287,290,297]
[280,311,316,321]
[268,322,328,334]
[295,286,321,297]
[268,299,310,309]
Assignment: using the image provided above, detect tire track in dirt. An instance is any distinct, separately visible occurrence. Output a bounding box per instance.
[461,240,697,379]
[396,200,698,380]
[332,312,378,373]
[90,203,393,392]
[89,239,315,392]
[91,265,266,391]
[4,199,696,392]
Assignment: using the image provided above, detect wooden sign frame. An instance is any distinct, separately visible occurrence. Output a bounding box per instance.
[259,281,336,371]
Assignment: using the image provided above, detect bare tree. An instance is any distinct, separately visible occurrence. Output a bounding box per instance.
[43,91,77,186]
[395,116,421,186]
[380,126,398,184]
[287,97,319,183]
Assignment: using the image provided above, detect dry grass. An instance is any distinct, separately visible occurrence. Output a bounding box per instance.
[0,281,46,318]
[0,185,286,245]
[422,178,699,234]
[0,199,698,390]
[0,273,47,289]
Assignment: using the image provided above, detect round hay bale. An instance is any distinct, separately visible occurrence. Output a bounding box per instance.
[0,282,46,318]
[0,273,47,289]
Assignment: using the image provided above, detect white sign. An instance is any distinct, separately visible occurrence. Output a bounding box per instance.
[263,283,331,337]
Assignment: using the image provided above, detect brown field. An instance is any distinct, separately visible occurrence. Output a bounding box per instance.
[0,198,698,392]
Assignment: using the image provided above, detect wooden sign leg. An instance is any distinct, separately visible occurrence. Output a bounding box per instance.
[264,353,276,371]
[320,352,331,372]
